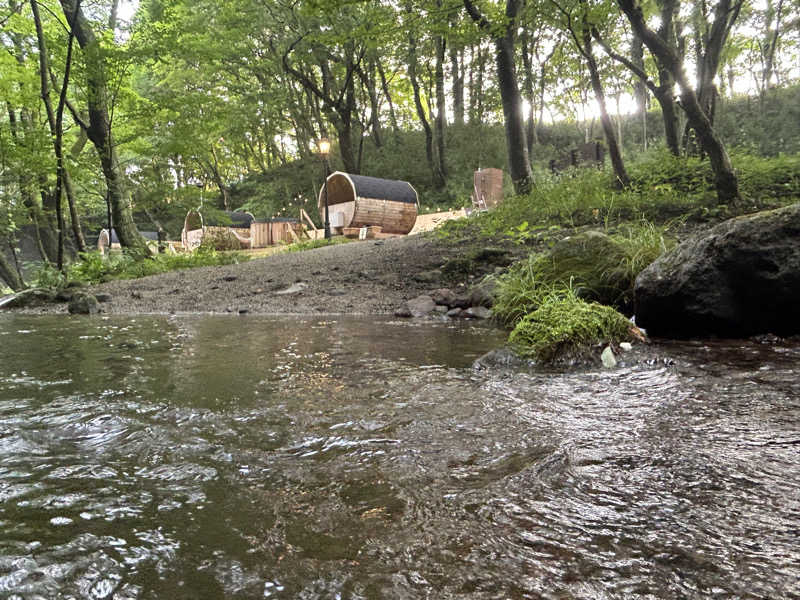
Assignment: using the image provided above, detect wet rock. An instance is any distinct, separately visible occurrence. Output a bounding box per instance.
[468,279,496,308]
[95,293,112,303]
[274,282,308,295]
[473,347,528,370]
[450,294,472,309]
[238,308,250,314]
[430,288,456,306]
[446,308,463,318]
[463,306,492,319]
[600,346,617,368]
[68,294,99,315]
[635,202,800,337]
[394,306,413,318]
[406,294,436,317]
[223,275,238,282]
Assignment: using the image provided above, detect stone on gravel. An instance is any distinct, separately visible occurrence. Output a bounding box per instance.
[406,294,437,317]
[1,288,56,309]
[463,306,492,319]
[95,293,112,303]
[274,282,308,295]
[635,202,800,337]
[394,306,413,318]
[68,294,99,315]
[414,270,441,284]
[446,308,463,318]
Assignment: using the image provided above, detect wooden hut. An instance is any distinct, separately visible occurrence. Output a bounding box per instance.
[471,168,504,211]
[182,209,255,251]
[250,218,305,247]
[98,228,160,254]
[317,172,419,235]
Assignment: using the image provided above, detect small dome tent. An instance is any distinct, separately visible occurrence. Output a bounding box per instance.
[182,209,255,251]
[317,172,419,235]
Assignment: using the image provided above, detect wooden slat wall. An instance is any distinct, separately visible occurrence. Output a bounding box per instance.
[351,197,417,234]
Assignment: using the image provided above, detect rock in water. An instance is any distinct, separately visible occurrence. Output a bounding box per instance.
[600,346,617,369]
[406,294,436,317]
[635,203,800,338]
[68,294,100,315]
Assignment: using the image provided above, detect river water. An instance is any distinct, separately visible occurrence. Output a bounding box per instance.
[0,315,798,599]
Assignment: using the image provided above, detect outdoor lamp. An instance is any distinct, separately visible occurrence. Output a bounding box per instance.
[318,138,331,239]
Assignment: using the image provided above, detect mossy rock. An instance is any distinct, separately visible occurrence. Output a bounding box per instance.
[508,294,634,364]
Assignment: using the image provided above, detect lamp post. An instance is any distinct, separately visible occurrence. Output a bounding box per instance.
[318,138,331,239]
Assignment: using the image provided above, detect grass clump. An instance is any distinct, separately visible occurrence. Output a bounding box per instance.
[508,290,634,363]
[285,237,352,253]
[66,248,248,285]
[492,221,673,323]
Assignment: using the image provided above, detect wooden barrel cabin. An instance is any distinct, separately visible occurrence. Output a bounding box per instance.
[182,209,255,251]
[318,172,419,235]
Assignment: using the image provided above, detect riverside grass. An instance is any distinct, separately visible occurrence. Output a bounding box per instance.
[491,222,673,327]
[62,247,248,286]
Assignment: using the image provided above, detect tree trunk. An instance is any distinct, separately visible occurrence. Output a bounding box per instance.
[631,31,648,150]
[0,244,26,292]
[449,22,465,125]
[618,0,739,203]
[584,39,629,188]
[464,0,532,194]
[377,62,400,133]
[434,23,448,182]
[407,13,445,188]
[31,0,87,258]
[58,0,150,256]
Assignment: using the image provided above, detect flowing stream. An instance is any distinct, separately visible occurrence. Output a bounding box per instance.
[0,315,798,599]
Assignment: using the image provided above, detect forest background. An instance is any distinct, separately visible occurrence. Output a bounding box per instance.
[1,0,799,291]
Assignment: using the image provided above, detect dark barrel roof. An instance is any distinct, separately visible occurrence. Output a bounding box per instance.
[203,210,255,228]
[347,174,418,204]
[108,229,159,243]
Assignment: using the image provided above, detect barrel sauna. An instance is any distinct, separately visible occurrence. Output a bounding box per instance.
[182,209,254,251]
[317,172,419,235]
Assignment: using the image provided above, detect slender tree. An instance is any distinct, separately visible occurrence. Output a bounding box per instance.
[464,0,533,194]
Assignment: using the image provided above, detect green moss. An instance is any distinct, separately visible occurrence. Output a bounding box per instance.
[508,292,634,363]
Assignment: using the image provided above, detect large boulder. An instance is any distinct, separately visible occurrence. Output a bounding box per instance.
[634,203,800,338]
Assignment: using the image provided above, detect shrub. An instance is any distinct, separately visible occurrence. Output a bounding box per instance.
[492,222,673,323]
[508,290,634,363]
[68,249,248,285]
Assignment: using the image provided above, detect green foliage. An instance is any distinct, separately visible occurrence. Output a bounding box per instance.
[68,249,248,285]
[32,263,69,290]
[492,222,673,324]
[285,237,353,253]
[508,290,634,363]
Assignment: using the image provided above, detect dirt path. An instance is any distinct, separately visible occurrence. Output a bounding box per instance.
[20,234,505,316]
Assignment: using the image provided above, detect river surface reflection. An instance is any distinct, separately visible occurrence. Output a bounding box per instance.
[0,315,798,599]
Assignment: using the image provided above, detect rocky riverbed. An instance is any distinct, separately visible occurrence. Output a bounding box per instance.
[4,234,519,317]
